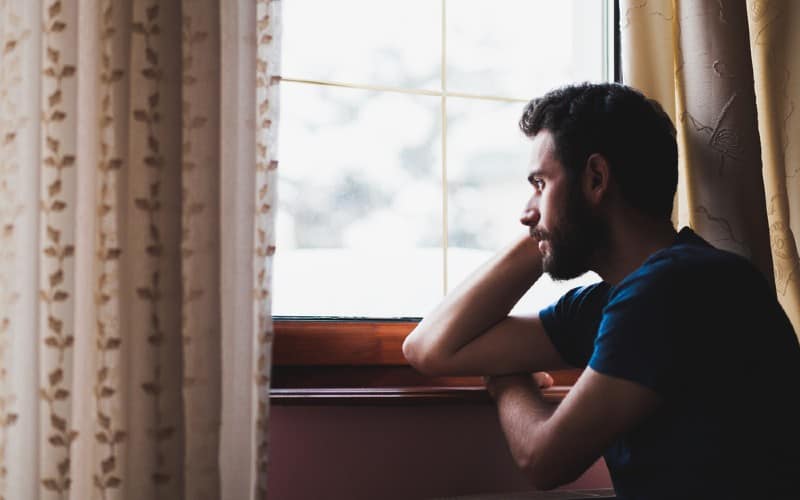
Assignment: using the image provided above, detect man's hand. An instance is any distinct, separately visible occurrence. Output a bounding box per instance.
[484,372,554,399]
[486,368,662,490]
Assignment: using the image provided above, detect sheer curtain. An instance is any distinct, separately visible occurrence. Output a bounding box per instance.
[620,0,800,336]
[0,0,279,498]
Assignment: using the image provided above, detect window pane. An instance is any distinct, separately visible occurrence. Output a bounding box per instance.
[447,0,606,98]
[446,97,600,314]
[275,83,443,317]
[447,98,530,252]
[282,0,440,90]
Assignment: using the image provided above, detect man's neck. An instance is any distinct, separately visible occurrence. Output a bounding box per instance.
[592,215,678,286]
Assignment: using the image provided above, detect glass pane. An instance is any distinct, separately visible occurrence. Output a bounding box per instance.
[446,97,600,314]
[275,83,443,318]
[282,0,440,91]
[447,98,530,252]
[447,0,606,98]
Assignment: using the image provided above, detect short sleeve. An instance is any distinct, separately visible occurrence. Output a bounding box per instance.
[539,283,610,368]
[588,265,681,394]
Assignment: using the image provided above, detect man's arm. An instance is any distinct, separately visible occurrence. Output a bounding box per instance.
[486,368,662,490]
[402,234,572,377]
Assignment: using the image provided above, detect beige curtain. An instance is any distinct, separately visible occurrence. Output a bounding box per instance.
[620,0,800,336]
[0,0,279,499]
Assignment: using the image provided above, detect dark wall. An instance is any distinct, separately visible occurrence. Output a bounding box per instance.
[267,403,611,500]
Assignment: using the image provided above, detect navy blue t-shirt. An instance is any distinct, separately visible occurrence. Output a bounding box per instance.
[539,227,800,499]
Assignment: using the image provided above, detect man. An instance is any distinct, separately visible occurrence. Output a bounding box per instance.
[402,83,800,499]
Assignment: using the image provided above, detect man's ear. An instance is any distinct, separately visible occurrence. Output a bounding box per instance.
[582,153,610,206]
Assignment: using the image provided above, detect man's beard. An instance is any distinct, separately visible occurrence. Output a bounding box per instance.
[537,183,608,281]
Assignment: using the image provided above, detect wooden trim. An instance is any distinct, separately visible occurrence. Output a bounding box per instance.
[272,365,581,389]
[272,365,483,388]
[274,320,416,366]
[270,386,572,405]
[272,320,581,404]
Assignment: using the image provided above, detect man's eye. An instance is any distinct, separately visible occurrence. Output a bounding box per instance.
[533,179,544,190]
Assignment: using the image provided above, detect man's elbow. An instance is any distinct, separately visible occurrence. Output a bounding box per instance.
[402,332,447,377]
[518,451,578,491]
[401,335,421,368]
[526,469,567,492]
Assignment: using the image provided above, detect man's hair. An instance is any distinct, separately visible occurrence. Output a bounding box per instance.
[519,82,678,220]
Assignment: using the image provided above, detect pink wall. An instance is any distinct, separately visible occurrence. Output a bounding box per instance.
[267,403,611,500]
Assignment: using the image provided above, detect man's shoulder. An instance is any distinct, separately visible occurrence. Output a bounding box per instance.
[615,227,762,298]
[560,281,613,305]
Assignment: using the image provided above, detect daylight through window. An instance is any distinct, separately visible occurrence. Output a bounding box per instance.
[275,0,614,318]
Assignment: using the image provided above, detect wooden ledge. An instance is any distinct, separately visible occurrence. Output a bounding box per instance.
[270,385,572,405]
[274,319,415,365]
[272,320,581,404]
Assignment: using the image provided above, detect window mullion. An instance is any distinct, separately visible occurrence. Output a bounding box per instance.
[441,0,448,296]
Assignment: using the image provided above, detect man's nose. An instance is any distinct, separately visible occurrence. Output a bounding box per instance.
[520,205,540,227]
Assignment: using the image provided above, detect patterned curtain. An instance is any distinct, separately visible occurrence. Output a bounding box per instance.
[0,0,279,499]
[620,0,800,336]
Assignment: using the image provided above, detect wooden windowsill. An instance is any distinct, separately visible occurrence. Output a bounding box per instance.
[271,319,580,404]
[272,319,415,365]
[270,385,572,405]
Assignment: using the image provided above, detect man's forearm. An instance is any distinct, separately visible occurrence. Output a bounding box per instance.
[487,374,561,489]
[402,234,543,370]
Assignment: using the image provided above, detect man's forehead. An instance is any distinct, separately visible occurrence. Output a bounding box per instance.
[527,131,559,175]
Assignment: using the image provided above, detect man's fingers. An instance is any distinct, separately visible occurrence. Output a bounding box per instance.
[533,371,554,388]
[484,373,552,399]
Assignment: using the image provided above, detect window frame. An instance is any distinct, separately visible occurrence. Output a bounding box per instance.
[271,318,582,404]
[271,0,620,402]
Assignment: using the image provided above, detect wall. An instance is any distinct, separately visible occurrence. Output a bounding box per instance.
[267,403,611,500]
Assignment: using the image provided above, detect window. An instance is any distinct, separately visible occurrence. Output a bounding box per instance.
[272,2,617,398]
[276,1,614,322]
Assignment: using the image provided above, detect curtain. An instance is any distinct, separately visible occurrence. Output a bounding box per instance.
[0,0,279,498]
[620,0,800,337]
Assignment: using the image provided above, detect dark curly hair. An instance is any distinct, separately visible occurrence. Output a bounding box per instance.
[519,82,678,220]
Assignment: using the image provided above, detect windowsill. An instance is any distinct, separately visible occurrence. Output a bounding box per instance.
[271,319,580,405]
[270,385,572,405]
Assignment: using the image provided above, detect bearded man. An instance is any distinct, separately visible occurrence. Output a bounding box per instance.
[402,83,800,499]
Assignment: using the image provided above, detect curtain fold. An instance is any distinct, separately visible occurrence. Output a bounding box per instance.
[745,0,800,335]
[620,0,800,336]
[218,0,280,498]
[0,0,279,498]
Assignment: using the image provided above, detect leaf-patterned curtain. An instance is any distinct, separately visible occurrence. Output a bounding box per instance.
[0,0,279,498]
[620,0,800,336]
